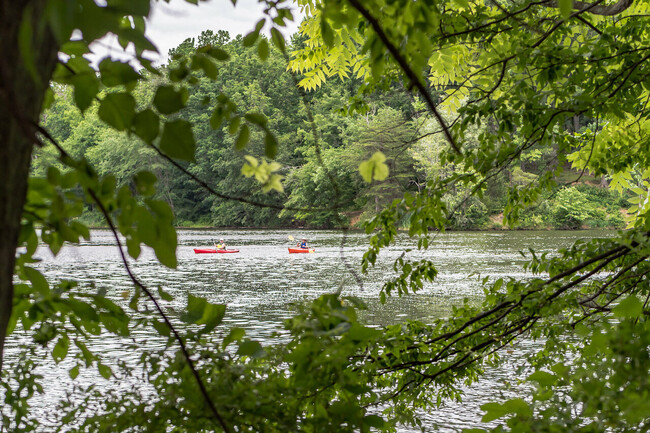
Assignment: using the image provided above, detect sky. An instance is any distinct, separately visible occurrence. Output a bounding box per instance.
[90,0,302,66]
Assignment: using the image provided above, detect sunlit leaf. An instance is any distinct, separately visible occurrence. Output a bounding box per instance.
[359,151,389,183]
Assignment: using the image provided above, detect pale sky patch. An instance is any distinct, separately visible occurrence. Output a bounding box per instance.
[85,0,302,67]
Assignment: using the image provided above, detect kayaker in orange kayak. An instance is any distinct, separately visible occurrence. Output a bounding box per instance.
[298,238,308,248]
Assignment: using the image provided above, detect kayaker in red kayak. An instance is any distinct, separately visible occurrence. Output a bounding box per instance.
[215,238,227,250]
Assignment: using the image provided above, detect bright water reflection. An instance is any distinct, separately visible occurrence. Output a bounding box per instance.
[6,229,615,431]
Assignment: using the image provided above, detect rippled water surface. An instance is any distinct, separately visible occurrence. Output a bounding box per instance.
[5,228,615,431]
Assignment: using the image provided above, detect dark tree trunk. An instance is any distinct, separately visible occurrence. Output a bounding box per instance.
[0,1,60,370]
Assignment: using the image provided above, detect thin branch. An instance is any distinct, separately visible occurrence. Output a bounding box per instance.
[608,52,650,98]
[148,144,342,214]
[575,14,603,34]
[345,0,462,155]
[88,189,231,433]
[35,123,231,433]
[542,0,635,16]
[570,115,599,185]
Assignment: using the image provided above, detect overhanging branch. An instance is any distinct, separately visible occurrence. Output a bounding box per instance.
[543,0,635,16]
[345,0,462,155]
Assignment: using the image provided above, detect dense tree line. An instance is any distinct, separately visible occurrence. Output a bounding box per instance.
[35,29,625,230]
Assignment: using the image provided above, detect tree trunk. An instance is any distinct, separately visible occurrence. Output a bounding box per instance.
[0,1,60,370]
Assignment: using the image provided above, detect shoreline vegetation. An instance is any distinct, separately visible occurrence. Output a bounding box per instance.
[80,215,626,232]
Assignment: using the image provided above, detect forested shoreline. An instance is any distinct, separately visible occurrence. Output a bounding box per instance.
[36,29,627,230]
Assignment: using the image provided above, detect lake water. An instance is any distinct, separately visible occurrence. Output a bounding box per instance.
[3,229,614,431]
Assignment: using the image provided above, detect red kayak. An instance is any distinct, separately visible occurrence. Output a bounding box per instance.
[288,247,315,253]
[193,248,240,254]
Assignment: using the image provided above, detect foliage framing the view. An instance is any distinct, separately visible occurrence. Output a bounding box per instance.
[2,0,650,432]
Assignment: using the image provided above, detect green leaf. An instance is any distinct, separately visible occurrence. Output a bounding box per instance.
[152,320,170,337]
[133,170,157,196]
[197,55,219,79]
[69,365,80,379]
[198,301,226,334]
[241,155,259,177]
[235,124,250,150]
[262,173,284,193]
[153,85,187,115]
[181,294,226,334]
[116,27,158,53]
[182,294,207,324]
[222,327,245,349]
[24,267,49,294]
[321,17,334,47]
[98,58,142,86]
[613,295,643,318]
[106,0,150,16]
[480,402,511,422]
[75,340,95,366]
[264,132,278,159]
[98,92,136,131]
[34,322,57,345]
[558,0,573,18]
[228,116,241,135]
[70,73,100,113]
[243,31,259,47]
[42,86,55,110]
[157,286,173,302]
[207,47,230,61]
[244,112,267,126]
[126,236,141,261]
[363,415,385,428]
[257,38,269,61]
[159,119,196,161]
[97,362,112,379]
[270,27,286,52]
[46,0,76,42]
[52,336,69,363]
[237,340,265,358]
[527,370,557,387]
[346,323,378,343]
[481,398,531,422]
[67,299,100,322]
[359,151,389,183]
[133,109,160,144]
[60,40,90,56]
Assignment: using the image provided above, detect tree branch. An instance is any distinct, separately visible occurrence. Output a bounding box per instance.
[345,0,462,155]
[87,190,232,433]
[35,123,232,433]
[543,0,635,16]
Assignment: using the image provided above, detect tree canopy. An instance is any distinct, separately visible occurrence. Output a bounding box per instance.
[2,0,650,432]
